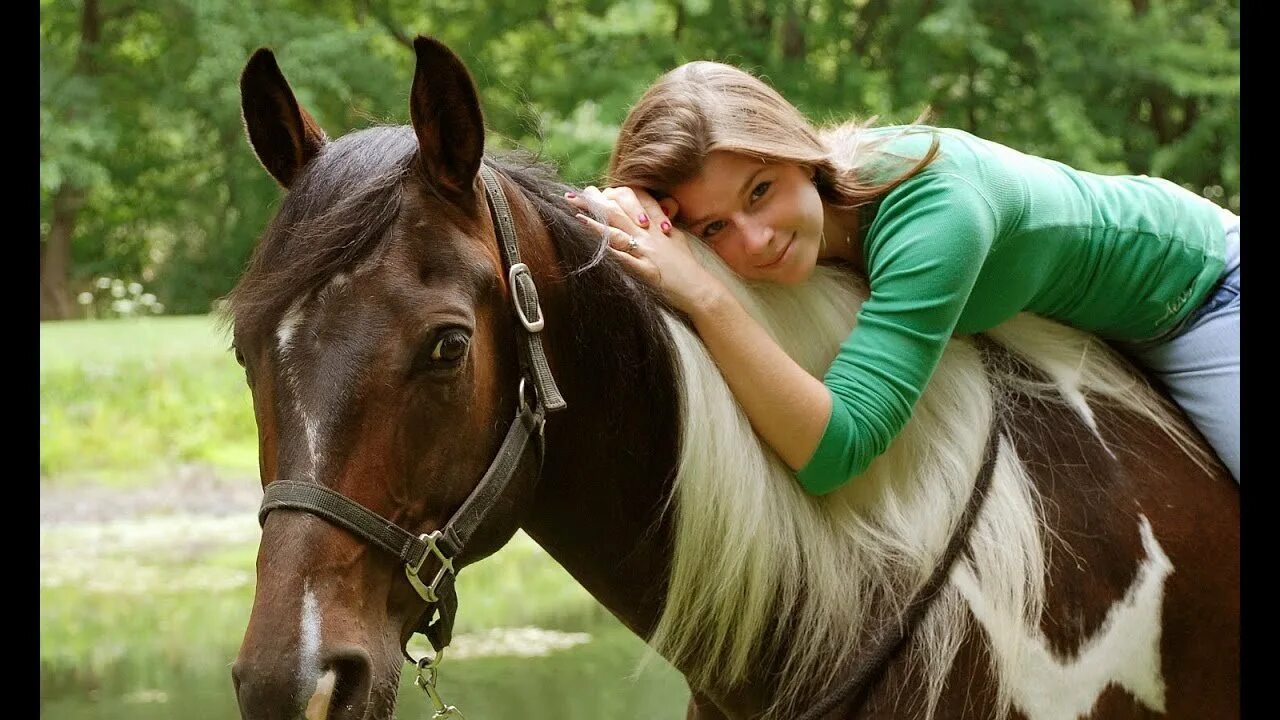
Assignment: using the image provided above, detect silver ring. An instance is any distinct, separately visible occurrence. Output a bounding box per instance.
[615,228,637,253]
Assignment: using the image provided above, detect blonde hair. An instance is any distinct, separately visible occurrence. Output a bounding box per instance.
[608,61,940,218]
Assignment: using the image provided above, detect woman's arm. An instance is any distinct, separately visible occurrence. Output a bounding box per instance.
[688,283,833,471]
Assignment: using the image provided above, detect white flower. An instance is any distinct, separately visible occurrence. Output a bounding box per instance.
[111,300,134,314]
[95,277,112,289]
[77,292,93,305]
[128,282,143,296]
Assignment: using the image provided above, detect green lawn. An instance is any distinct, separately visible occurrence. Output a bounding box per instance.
[40,315,259,485]
[40,314,234,372]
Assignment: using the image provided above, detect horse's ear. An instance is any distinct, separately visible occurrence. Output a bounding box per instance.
[409,36,485,200]
[239,48,328,189]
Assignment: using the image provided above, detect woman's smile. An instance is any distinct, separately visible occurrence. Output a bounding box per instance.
[757,234,796,269]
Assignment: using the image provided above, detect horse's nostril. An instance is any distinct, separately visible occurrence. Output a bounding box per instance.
[319,645,374,720]
[232,658,306,719]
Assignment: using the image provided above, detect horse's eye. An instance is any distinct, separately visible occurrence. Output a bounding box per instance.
[233,346,246,367]
[430,330,470,364]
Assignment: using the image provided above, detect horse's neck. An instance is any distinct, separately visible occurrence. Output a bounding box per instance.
[520,358,680,640]
[505,197,682,641]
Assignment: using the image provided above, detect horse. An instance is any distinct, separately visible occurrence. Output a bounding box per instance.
[227,35,1239,720]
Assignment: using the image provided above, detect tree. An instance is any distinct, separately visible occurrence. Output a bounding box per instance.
[38,0,1239,319]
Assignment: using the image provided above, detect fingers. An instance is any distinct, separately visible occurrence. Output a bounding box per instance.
[602,186,654,230]
[606,245,648,275]
[573,211,657,286]
[658,197,680,225]
[565,185,674,235]
[574,212,641,254]
[579,186,637,233]
[607,187,675,236]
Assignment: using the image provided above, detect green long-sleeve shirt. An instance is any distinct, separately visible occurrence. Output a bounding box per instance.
[796,126,1226,495]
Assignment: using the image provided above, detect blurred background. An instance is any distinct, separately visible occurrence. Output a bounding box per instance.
[40,0,1239,717]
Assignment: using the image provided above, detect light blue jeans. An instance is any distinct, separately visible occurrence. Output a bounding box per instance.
[1117,208,1240,482]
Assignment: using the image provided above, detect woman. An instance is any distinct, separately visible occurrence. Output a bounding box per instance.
[566,61,1240,491]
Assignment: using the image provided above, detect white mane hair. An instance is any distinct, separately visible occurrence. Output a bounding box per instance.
[647,240,1202,719]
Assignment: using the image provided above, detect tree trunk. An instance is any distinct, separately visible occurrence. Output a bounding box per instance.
[782,2,807,61]
[41,185,84,320]
[41,0,101,321]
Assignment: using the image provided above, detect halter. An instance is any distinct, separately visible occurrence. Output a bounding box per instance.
[256,163,565,718]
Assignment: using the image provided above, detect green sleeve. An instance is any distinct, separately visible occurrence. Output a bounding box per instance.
[796,172,997,495]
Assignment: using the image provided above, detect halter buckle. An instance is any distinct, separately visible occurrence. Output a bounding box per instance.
[405,530,455,604]
[507,263,545,332]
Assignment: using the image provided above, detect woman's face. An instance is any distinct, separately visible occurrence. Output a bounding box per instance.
[670,150,826,284]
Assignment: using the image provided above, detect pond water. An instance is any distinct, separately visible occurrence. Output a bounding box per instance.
[40,514,690,719]
[40,621,689,719]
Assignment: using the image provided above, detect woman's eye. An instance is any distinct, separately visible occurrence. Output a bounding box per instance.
[430,331,470,363]
[750,181,771,201]
[702,220,726,239]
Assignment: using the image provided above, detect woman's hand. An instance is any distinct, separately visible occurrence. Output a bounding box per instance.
[566,185,726,316]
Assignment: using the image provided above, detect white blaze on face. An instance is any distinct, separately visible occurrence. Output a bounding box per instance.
[300,581,335,719]
[299,580,323,696]
[953,515,1173,719]
[274,272,351,483]
[277,294,319,480]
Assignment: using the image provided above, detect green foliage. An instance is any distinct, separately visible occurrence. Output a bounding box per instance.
[40,0,1240,315]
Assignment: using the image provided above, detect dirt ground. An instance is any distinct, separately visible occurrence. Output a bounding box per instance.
[40,464,261,525]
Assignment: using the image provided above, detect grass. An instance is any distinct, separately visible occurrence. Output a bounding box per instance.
[40,315,259,486]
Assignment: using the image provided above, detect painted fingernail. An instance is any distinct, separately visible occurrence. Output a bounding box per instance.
[638,213,650,226]
[565,191,577,199]
[573,213,591,224]
[660,221,672,233]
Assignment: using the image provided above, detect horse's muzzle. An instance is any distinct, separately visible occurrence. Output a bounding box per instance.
[232,644,374,720]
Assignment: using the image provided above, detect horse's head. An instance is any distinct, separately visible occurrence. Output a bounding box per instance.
[228,37,556,719]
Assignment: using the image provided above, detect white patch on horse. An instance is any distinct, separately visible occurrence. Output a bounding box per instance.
[277,295,307,354]
[317,272,348,304]
[952,514,1172,719]
[275,291,331,482]
[298,580,322,688]
[304,669,337,720]
[1059,379,1116,460]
